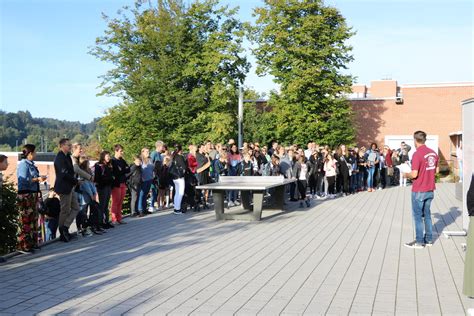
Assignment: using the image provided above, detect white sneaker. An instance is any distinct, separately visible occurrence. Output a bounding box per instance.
[148,206,156,213]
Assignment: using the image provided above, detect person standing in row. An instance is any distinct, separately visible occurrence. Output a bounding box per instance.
[404,131,438,249]
[94,151,114,228]
[111,144,129,225]
[150,140,164,212]
[17,144,46,252]
[138,147,154,217]
[128,155,142,216]
[54,138,80,242]
[170,145,187,215]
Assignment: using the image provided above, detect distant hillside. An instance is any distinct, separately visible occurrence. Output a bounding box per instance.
[0,110,100,152]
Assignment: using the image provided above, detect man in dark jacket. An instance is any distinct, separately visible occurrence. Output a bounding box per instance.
[54,138,79,242]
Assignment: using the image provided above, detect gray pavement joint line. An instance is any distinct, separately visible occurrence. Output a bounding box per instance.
[258,191,369,315]
[407,187,420,316]
[113,206,308,315]
[369,186,403,315]
[188,192,359,315]
[28,213,238,273]
[394,187,408,316]
[430,187,467,313]
[255,190,371,315]
[435,186,466,260]
[130,199,332,315]
[0,211,226,274]
[82,200,309,314]
[324,184,394,315]
[427,240,447,315]
[54,217,265,314]
[238,191,367,315]
[300,186,388,315]
[2,213,253,313]
[430,186,467,307]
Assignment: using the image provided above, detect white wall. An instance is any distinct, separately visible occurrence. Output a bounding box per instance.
[384,135,439,160]
[462,98,474,231]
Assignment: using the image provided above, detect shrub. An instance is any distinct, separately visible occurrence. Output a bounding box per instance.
[0,180,18,255]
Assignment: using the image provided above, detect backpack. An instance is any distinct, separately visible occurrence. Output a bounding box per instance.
[170,158,186,179]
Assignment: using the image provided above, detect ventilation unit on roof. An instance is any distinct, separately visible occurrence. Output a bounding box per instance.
[396,97,404,104]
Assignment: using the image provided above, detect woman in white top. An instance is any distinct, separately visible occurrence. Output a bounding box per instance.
[294,154,311,208]
[324,153,337,198]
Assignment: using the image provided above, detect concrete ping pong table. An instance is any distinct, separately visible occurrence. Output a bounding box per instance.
[196,176,296,221]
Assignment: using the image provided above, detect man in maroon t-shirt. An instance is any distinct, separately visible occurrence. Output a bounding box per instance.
[404,131,439,249]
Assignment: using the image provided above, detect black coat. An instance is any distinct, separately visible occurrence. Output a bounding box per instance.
[127,164,142,191]
[53,151,78,194]
[111,157,130,187]
[94,163,114,189]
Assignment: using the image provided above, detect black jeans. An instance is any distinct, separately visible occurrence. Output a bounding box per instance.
[97,186,112,224]
[327,176,336,195]
[297,179,307,200]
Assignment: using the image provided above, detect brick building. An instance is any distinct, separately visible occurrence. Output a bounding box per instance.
[349,80,474,170]
[0,152,56,188]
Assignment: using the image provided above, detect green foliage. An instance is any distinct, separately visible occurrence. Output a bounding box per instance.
[251,0,356,147]
[0,110,99,152]
[0,180,19,255]
[91,0,249,157]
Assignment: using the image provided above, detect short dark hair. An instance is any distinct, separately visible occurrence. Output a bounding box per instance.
[21,144,36,159]
[414,131,427,144]
[0,154,7,163]
[59,138,70,146]
[114,144,123,151]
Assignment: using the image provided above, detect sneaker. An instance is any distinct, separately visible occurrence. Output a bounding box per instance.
[404,240,424,249]
[173,209,183,215]
[82,227,93,237]
[234,200,241,206]
[148,207,155,213]
[228,201,235,207]
[425,241,433,247]
[305,200,311,207]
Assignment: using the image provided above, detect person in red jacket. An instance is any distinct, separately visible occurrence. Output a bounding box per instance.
[383,145,393,187]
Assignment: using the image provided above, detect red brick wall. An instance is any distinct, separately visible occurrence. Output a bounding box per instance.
[1,153,56,188]
[351,83,474,165]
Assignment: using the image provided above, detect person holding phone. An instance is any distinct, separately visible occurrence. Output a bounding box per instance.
[17,144,46,253]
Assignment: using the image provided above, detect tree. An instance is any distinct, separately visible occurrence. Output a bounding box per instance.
[91,0,249,156]
[251,0,356,146]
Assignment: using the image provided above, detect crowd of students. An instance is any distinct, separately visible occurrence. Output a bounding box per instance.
[5,137,414,253]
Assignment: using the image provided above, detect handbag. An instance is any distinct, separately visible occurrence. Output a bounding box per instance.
[37,196,47,215]
[387,166,394,176]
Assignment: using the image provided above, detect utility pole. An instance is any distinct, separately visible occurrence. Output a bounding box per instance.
[238,85,244,149]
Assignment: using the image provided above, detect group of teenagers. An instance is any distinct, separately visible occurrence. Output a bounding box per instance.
[8,136,412,253]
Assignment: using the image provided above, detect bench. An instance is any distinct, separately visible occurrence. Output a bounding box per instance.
[196,176,296,221]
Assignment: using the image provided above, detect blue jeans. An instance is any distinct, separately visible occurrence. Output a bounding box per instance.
[45,218,58,241]
[350,174,358,192]
[411,191,434,244]
[367,167,375,188]
[138,180,153,213]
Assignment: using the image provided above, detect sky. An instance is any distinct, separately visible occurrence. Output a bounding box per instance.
[1,0,473,123]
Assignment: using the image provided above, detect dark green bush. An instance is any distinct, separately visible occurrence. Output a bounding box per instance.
[0,180,18,255]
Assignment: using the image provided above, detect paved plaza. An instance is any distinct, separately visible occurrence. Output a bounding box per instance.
[0,184,472,315]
